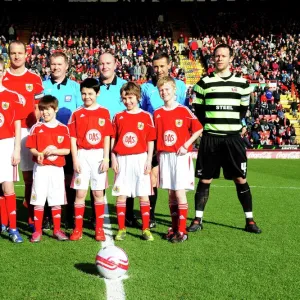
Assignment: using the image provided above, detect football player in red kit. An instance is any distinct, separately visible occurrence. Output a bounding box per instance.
[111,82,156,241]
[154,76,202,243]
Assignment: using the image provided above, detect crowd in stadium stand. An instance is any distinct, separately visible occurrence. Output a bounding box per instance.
[1,10,300,146]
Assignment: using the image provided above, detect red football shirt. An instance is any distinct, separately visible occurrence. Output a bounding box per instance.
[0,87,24,139]
[153,104,202,153]
[68,105,113,149]
[2,68,44,129]
[112,109,156,155]
[26,121,70,167]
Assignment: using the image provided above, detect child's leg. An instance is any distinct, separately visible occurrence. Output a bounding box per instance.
[93,190,105,231]
[175,190,188,234]
[139,196,150,230]
[51,205,62,233]
[33,205,44,233]
[169,190,178,232]
[73,190,87,231]
[116,196,127,230]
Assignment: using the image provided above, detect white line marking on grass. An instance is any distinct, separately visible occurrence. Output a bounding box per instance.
[101,196,126,300]
[211,185,300,190]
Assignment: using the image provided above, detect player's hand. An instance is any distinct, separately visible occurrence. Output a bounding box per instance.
[11,150,21,166]
[111,158,119,174]
[144,160,152,175]
[177,145,188,156]
[37,152,44,165]
[99,160,109,173]
[73,161,81,174]
[43,148,55,157]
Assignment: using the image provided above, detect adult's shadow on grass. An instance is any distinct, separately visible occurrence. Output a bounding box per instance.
[74,263,99,276]
[202,220,244,231]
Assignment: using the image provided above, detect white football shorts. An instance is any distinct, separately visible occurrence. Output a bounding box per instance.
[71,148,108,191]
[0,138,19,183]
[159,152,195,191]
[112,152,152,198]
[30,163,66,206]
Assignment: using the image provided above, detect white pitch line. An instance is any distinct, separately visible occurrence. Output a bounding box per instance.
[101,196,126,300]
[210,185,300,190]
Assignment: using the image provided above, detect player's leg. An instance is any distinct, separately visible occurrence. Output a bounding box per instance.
[2,181,23,243]
[30,164,48,242]
[115,195,127,241]
[164,190,177,241]
[93,190,106,241]
[224,135,261,234]
[0,187,8,232]
[170,189,188,243]
[64,153,76,230]
[48,166,68,241]
[149,165,158,228]
[22,170,34,230]
[70,189,87,241]
[20,128,35,231]
[139,196,153,241]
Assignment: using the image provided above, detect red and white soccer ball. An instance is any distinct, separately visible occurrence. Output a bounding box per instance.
[95,246,129,279]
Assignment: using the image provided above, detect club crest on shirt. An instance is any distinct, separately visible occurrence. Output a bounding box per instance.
[113,186,120,193]
[75,178,81,186]
[2,102,9,110]
[98,118,105,126]
[57,136,64,143]
[25,84,33,92]
[31,194,37,201]
[175,119,183,127]
[137,122,144,130]
[65,95,72,102]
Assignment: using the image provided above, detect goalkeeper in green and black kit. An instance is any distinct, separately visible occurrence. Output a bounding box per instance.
[188,43,261,234]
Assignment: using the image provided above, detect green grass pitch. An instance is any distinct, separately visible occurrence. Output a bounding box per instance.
[1,159,300,300]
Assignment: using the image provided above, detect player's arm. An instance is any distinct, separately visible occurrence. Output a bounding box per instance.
[12,120,21,166]
[30,148,44,165]
[99,136,110,173]
[192,81,206,125]
[145,140,154,175]
[71,137,80,173]
[43,147,70,157]
[177,128,203,156]
[110,137,119,173]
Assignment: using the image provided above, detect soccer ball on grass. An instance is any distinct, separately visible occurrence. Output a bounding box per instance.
[95,245,129,279]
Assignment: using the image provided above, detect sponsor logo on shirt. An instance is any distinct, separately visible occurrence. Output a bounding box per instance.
[122,132,138,148]
[2,102,9,110]
[98,118,105,126]
[45,145,58,161]
[65,95,72,102]
[25,84,33,92]
[164,130,177,147]
[137,122,144,130]
[86,129,101,145]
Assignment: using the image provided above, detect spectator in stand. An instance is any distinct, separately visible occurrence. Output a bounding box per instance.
[290,100,298,119]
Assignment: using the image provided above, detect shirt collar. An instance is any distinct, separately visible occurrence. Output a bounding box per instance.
[50,76,68,86]
[99,75,117,87]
